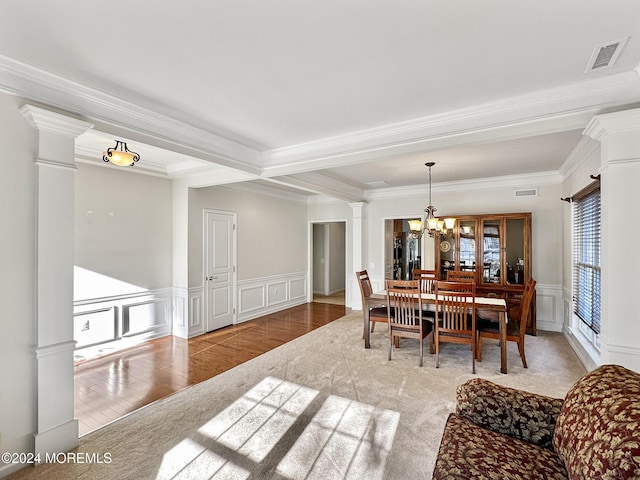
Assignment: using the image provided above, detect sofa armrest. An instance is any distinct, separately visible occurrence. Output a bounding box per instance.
[456,378,564,449]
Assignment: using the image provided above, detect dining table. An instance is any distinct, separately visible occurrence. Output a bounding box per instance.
[363,291,509,374]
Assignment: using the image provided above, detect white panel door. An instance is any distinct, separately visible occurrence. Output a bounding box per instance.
[204,210,236,332]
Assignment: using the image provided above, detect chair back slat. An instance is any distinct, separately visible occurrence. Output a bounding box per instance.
[437,280,475,294]
[412,269,437,294]
[518,278,537,333]
[356,270,373,303]
[386,279,422,326]
[434,280,477,373]
[385,279,432,367]
[446,270,475,283]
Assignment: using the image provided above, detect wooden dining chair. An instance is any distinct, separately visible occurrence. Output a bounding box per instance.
[412,269,437,294]
[446,270,476,283]
[356,270,388,334]
[477,278,536,368]
[434,281,477,373]
[386,279,433,367]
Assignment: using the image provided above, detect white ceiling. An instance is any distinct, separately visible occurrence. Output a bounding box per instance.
[1,1,640,200]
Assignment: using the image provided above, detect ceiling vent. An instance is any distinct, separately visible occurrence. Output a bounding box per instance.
[514,188,537,198]
[585,37,628,73]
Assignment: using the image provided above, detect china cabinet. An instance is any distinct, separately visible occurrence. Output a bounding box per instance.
[435,212,535,334]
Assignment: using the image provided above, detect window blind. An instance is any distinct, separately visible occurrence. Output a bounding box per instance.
[572,181,601,334]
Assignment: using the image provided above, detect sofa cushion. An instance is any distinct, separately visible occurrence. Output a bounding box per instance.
[456,378,564,449]
[553,364,640,480]
[433,413,567,480]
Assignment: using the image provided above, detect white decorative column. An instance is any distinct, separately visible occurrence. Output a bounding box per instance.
[172,179,190,338]
[348,202,366,309]
[584,107,640,372]
[20,105,93,456]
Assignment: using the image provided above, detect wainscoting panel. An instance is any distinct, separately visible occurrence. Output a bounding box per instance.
[267,281,287,306]
[188,287,204,338]
[290,277,307,301]
[73,288,172,359]
[122,298,169,337]
[73,307,117,349]
[237,272,308,324]
[534,284,563,332]
[240,284,266,315]
[172,289,188,339]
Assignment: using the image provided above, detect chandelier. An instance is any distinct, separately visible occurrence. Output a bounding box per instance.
[409,162,455,238]
[102,140,140,167]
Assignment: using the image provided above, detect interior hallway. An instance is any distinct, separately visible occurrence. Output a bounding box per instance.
[75,302,349,436]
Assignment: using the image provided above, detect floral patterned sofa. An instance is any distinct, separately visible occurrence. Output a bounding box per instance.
[432,364,640,479]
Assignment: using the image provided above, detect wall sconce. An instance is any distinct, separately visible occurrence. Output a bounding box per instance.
[102,140,140,167]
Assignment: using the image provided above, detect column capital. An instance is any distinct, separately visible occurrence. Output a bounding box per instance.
[584,107,640,142]
[348,201,366,217]
[20,104,93,137]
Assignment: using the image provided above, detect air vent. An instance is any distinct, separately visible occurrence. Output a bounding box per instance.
[585,37,628,73]
[514,188,537,198]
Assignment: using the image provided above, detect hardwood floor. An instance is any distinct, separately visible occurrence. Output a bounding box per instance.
[74,302,349,436]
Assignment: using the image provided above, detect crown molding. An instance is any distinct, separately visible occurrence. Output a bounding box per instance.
[584,105,640,141]
[558,136,601,180]
[20,104,93,137]
[267,172,364,203]
[264,71,640,173]
[365,170,562,201]
[0,54,261,173]
[221,181,310,204]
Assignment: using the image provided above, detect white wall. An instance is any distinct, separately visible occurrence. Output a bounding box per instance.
[187,186,309,329]
[75,163,173,296]
[0,93,37,475]
[73,163,174,354]
[189,186,308,285]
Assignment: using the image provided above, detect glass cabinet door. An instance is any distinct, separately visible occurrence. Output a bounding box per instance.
[458,219,476,273]
[505,217,525,285]
[435,213,530,289]
[482,219,502,284]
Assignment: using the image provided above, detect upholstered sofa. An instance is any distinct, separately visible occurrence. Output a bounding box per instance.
[432,364,640,479]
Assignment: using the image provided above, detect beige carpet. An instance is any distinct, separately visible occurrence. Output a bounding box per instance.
[9,312,586,480]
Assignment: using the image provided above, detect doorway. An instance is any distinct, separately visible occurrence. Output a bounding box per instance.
[204,209,237,332]
[384,218,435,281]
[312,222,346,305]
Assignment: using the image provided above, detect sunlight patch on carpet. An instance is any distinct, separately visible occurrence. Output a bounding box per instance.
[156,438,249,480]
[198,377,319,462]
[276,395,400,480]
[157,377,399,479]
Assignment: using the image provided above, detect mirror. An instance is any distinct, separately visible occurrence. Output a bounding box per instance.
[384,219,432,280]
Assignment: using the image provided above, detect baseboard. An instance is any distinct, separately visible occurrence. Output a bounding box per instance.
[563,326,599,372]
[34,419,79,460]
